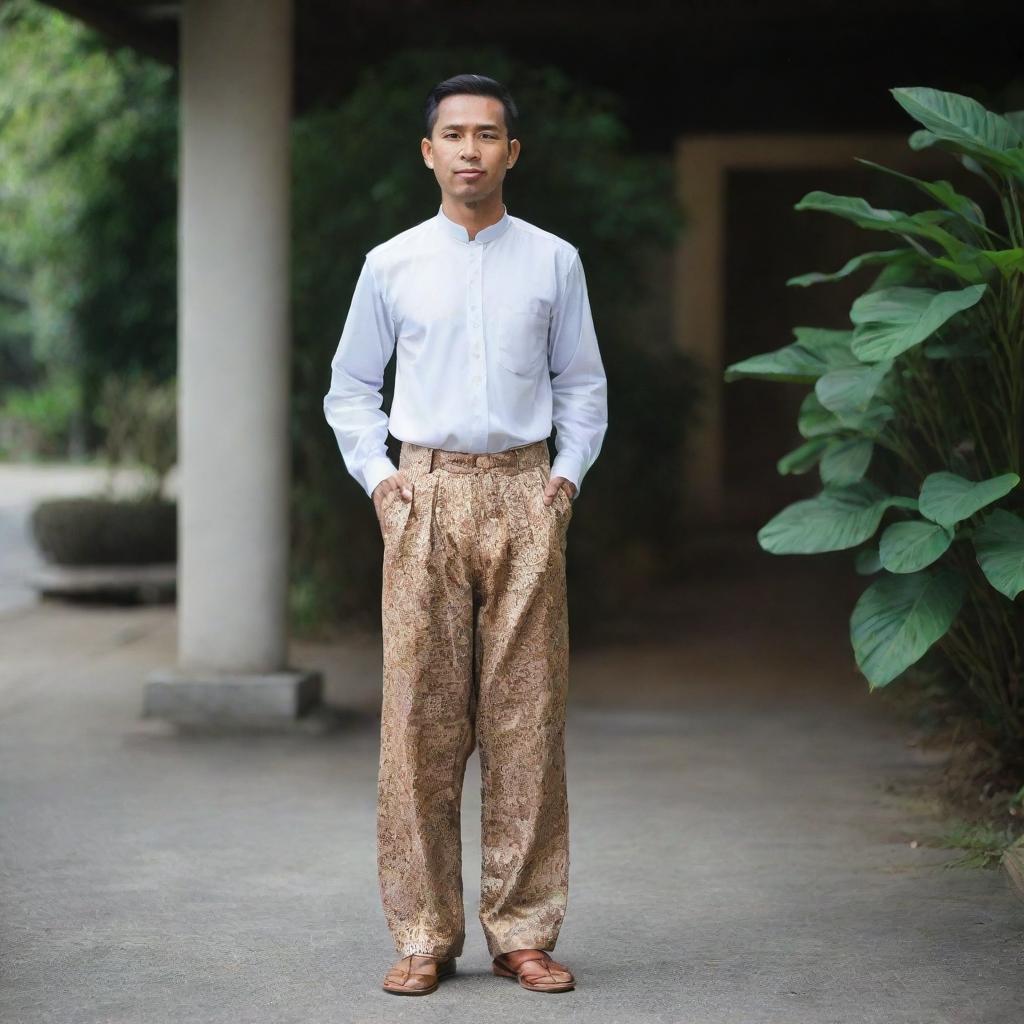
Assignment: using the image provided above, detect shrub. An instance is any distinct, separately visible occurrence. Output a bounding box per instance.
[31,496,176,565]
[0,374,80,458]
[0,1,177,453]
[725,87,1024,750]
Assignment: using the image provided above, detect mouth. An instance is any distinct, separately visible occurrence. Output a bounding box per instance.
[455,169,485,179]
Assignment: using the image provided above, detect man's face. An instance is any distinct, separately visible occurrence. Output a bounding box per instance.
[422,93,520,205]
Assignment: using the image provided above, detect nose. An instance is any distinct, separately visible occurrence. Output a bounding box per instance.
[461,135,480,160]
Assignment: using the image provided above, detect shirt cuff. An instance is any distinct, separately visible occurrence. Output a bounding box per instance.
[550,453,585,501]
[363,455,400,500]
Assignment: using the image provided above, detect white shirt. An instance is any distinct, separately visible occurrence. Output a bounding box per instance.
[323,203,608,502]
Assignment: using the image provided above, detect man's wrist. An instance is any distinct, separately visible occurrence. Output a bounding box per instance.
[550,454,583,501]
[364,456,400,500]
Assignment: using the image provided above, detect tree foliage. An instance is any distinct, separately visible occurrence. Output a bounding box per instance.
[0,0,177,450]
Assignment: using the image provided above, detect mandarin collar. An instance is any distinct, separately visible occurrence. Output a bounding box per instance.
[435,203,512,244]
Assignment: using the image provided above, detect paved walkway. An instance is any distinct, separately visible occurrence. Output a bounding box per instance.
[0,465,1021,1023]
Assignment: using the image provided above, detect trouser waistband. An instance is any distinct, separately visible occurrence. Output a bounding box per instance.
[398,439,550,474]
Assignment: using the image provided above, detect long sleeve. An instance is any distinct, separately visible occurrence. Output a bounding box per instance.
[323,256,400,499]
[547,251,608,500]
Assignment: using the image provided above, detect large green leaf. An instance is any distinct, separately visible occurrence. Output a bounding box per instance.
[931,248,1024,284]
[972,509,1024,599]
[854,403,897,436]
[777,437,829,475]
[850,566,966,687]
[849,284,987,361]
[723,347,825,383]
[793,191,969,259]
[878,520,955,573]
[787,249,920,288]
[918,471,1020,528]
[853,157,992,231]
[792,327,860,367]
[797,390,895,440]
[797,391,843,438]
[820,438,873,486]
[815,360,894,421]
[723,327,856,383]
[758,480,910,554]
[908,129,940,152]
[891,87,1024,172]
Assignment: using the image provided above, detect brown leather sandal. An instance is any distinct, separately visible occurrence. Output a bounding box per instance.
[492,950,575,992]
[382,953,457,995]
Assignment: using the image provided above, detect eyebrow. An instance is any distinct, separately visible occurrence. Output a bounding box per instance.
[439,123,503,132]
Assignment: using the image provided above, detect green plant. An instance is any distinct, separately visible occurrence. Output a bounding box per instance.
[94,372,177,499]
[932,820,1020,870]
[1003,832,1024,900]
[725,87,1024,744]
[0,0,177,453]
[0,373,80,457]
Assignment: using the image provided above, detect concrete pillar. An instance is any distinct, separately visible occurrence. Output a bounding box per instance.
[145,0,321,727]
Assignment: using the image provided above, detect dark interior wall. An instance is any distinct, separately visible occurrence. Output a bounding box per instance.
[297,2,1024,149]
[303,2,1024,133]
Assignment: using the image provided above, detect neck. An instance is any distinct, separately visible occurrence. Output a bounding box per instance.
[440,195,505,241]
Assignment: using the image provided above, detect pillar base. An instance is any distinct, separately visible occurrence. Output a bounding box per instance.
[144,666,323,731]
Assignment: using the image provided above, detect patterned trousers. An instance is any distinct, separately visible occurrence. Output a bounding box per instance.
[376,438,573,960]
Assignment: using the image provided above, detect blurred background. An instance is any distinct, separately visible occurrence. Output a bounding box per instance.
[2,3,1024,1020]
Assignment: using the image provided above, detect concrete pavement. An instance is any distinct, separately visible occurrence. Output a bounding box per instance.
[1,512,1022,1023]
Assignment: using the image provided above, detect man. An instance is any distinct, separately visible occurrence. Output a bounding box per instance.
[323,73,608,996]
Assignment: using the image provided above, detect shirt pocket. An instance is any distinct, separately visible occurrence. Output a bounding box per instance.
[496,306,549,377]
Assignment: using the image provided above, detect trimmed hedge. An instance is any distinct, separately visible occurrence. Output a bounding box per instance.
[31,496,176,566]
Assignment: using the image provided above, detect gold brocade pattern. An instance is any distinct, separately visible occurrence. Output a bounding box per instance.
[376,439,572,959]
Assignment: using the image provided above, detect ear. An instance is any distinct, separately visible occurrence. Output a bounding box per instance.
[421,136,433,168]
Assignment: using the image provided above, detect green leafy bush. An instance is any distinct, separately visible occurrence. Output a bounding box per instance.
[0,374,80,458]
[726,87,1024,745]
[0,0,177,452]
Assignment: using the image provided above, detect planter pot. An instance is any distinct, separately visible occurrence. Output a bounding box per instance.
[29,496,177,603]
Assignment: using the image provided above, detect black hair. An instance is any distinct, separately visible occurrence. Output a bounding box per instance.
[424,74,519,140]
